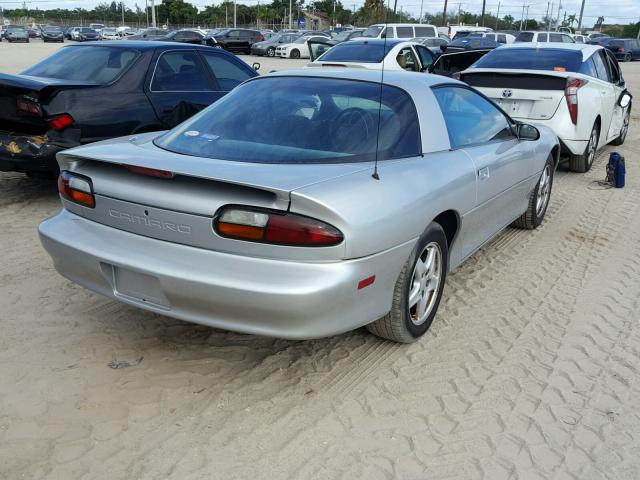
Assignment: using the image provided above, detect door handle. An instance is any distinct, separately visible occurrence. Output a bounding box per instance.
[478,167,490,180]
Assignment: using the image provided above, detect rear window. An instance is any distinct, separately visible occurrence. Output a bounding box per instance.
[318,42,395,63]
[415,26,437,37]
[514,32,534,42]
[471,48,583,72]
[361,25,384,38]
[21,46,140,85]
[155,77,421,164]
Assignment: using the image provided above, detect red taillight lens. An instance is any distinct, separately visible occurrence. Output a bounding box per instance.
[124,165,175,178]
[565,77,587,125]
[49,113,74,131]
[214,207,343,247]
[58,171,95,208]
[258,34,265,41]
[16,97,41,116]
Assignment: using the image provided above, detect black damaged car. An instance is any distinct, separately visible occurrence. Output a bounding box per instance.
[0,41,258,176]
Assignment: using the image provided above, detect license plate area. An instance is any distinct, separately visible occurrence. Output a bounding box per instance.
[106,264,170,309]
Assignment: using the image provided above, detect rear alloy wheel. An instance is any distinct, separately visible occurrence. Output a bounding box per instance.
[512,154,554,229]
[611,108,630,146]
[569,122,599,173]
[290,49,300,59]
[267,47,275,57]
[624,53,632,62]
[366,223,448,343]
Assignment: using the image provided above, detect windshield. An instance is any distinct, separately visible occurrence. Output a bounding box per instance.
[471,48,582,72]
[21,46,140,84]
[44,27,62,33]
[514,32,534,42]
[361,25,383,38]
[155,77,421,164]
[8,27,26,32]
[333,31,351,41]
[80,28,96,33]
[318,42,395,63]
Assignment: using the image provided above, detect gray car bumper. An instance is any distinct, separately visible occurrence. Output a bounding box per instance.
[39,209,413,339]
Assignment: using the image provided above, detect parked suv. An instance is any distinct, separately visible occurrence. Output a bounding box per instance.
[361,23,438,40]
[515,31,575,43]
[601,38,640,62]
[205,28,264,54]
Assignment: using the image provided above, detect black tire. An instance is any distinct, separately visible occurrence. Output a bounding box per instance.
[366,223,448,343]
[267,47,275,57]
[611,107,630,146]
[569,121,599,173]
[290,49,300,59]
[512,154,554,229]
[624,53,632,62]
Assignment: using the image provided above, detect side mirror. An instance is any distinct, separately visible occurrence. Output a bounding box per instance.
[252,62,261,71]
[619,91,632,108]
[517,123,540,141]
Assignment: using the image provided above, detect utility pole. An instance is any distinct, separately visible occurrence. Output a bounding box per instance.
[524,5,529,29]
[549,2,554,29]
[225,4,228,27]
[332,0,336,26]
[544,2,549,29]
[290,0,293,28]
[234,0,237,27]
[577,0,585,31]
[457,3,461,24]
[419,0,424,23]
[145,0,149,27]
[151,0,156,27]
[442,0,448,26]
[121,1,125,26]
[481,0,486,26]
[555,0,562,31]
[495,1,500,29]
[519,2,525,30]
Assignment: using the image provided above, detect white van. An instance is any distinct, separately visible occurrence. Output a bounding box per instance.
[362,23,438,40]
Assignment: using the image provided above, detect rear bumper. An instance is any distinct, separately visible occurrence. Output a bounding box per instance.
[39,210,414,339]
[0,132,71,173]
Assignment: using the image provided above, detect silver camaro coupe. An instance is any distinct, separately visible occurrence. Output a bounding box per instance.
[39,70,559,343]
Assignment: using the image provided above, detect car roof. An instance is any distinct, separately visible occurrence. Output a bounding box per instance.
[341,38,405,47]
[68,40,217,51]
[262,68,458,90]
[495,42,601,60]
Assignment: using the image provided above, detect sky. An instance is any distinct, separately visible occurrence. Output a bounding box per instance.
[2,0,639,27]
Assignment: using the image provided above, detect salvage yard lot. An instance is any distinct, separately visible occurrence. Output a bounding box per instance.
[1,40,640,480]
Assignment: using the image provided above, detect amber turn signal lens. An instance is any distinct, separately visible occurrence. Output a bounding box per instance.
[216,222,265,241]
[58,171,95,208]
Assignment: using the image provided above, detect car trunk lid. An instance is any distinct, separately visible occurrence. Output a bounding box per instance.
[0,74,98,134]
[461,69,568,120]
[57,134,369,260]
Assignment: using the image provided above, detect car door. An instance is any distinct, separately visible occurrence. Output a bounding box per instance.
[591,49,617,143]
[146,49,219,128]
[432,85,537,255]
[603,49,628,140]
[414,45,435,72]
[225,30,242,50]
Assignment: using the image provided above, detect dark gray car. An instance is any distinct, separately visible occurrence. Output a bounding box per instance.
[251,32,301,57]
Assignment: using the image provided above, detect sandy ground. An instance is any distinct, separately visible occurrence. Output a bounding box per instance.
[1,40,640,480]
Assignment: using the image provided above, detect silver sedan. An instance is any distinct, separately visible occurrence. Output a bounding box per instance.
[39,70,559,343]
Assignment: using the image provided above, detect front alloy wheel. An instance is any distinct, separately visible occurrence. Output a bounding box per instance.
[267,47,275,57]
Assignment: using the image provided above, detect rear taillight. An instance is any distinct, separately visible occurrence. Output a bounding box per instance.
[58,171,95,208]
[214,206,343,247]
[49,113,74,131]
[258,34,265,41]
[565,77,587,125]
[16,97,41,116]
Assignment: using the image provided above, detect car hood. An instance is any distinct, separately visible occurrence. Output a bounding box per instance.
[58,132,375,198]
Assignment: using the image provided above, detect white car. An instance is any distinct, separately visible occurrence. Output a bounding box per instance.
[461,43,631,172]
[101,28,120,40]
[276,35,332,59]
[308,39,435,73]
[572,34,588,43]
[362,23,438,40]
[515,31,575,43]
[439,24,493,39]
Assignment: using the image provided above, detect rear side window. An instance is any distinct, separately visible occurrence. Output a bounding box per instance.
[515,32,534,42]
[396,27,414,38]
[415,26,436,37]
[592,51,610,81]
[578,57,598,78]
[21,46,139,84]
[549,33,563,42]
[433,86,513,148]
[472,48,582,72]
[202,53,252,91]
[151,51,211,91]
[538,33,548,42]
[155,77,421,164]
